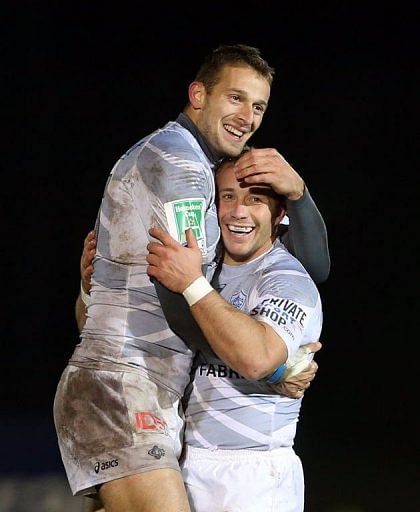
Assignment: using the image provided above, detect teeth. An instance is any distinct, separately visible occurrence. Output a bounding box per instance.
[228,225,253,233]
[224,125,243,137]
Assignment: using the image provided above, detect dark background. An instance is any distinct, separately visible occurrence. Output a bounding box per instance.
[3,2,418,511]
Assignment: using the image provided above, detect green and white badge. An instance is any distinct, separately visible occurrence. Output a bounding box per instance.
[164,198,207,256]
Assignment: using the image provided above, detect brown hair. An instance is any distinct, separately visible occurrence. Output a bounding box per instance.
[194,44,275,93]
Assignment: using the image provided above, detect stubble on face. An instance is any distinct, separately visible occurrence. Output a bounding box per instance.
[197,65,270,158]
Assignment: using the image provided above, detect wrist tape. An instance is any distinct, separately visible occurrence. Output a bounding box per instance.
[182,276,213,307]
[264,363,287,384]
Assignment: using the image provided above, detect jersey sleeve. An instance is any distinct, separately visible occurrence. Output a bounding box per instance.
[133,129,219,263]
[248,270,320,359]
[282,187,331,284]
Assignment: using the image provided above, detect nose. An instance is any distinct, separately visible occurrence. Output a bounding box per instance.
[230,202,248,219]
[237,103,254,126]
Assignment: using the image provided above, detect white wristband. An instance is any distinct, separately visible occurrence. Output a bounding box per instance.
[80,281,91,306]
[182,276,213,307]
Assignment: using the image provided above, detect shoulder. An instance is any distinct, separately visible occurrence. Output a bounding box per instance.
[145,122,204,161]
[262,240,308,275]
[257,243,320,306]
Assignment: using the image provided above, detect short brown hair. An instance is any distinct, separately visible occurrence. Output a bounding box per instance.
[194,44,275,93]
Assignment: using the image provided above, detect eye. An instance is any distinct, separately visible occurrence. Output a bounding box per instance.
[248,194,271,205]
[230,94,241,103]
[221,193,233,201]
[253,104,265,115]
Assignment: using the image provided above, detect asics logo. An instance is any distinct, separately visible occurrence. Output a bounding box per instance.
[94,459,119,474]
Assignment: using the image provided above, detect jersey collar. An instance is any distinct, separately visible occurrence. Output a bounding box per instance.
[176,113,221,166]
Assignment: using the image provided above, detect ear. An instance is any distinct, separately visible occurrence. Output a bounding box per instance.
[188,81,206,110]
[274,207,287,226]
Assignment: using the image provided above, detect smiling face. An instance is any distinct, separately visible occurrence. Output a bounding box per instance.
[188,65,271,158]
[216,161,286,265]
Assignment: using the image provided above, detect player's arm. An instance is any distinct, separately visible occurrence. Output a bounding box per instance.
[233,148,330,283]
[75,229,318,392]
[75,230,96,332]
[270,343,321,398]
[282,188,330,284]
[188,290,287,380]
[147,227,286,381]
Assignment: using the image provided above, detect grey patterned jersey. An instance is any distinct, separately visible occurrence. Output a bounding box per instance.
[183,239,323,450]
[71,119,220,396]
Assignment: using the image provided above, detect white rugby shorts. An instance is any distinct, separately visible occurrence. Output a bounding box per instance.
[181,445,304,512]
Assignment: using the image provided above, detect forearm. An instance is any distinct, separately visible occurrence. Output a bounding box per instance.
[284,187,330,283]
[189,291,287,380]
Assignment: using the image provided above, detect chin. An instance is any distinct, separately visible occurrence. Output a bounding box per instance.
[222,142,244,158]
[231,251,251,263]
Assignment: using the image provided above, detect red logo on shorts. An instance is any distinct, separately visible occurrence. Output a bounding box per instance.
[135,411,167,433]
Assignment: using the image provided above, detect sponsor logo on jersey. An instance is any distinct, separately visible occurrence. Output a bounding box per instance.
[251,298,307,329]
[198,363,245,379]
[164,198,207,256]
[229,289,247,310]
[94,459,119,474]
[135,411,168,434]
[148,445,165,460]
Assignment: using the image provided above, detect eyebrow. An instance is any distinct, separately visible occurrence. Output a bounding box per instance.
[248,187,277,198]
[218,186,276,199]
[226,88,269,108]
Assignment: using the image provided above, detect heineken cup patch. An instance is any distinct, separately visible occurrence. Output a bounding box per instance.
[164,198,207,256]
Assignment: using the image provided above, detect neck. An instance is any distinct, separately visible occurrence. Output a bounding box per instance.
[177,110,221,164]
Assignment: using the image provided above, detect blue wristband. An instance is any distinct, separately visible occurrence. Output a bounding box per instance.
[265,363,287,384]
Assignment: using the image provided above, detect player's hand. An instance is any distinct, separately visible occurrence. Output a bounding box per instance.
[147,227,203,293]
[233,148,304,201]
[269,341,322,398]
[81,230,96,294]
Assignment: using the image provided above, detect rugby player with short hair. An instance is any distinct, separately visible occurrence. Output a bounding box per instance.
[54,43,329,512]
[147,157,323,511]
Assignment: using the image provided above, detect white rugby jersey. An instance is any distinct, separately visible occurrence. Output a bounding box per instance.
[183,239,323,450]
[71,115,221,396]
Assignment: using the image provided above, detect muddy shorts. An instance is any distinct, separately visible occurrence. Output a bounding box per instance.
[53,365,184,496]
